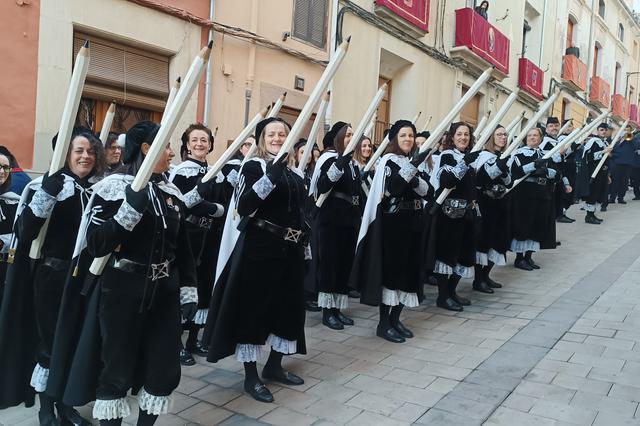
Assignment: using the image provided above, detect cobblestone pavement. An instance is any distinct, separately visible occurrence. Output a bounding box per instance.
[2,200,640,425]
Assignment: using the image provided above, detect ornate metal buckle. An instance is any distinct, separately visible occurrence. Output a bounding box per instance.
[149,260,170,281]
[352,196,360,206]
[7,248,15,264]
[284,228,302,243]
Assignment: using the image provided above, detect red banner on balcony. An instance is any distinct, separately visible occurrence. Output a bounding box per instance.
[630,104,639,126]
[518,58,544,100]
[454,8,509,75]
[589,76,610,108]
[375,0,430,31]
[562,55,587,92]
[612,94,630,120]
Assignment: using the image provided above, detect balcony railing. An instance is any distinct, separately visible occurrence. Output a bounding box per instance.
[562,54,588,92]
[589,76,610,108]
[374,0,430,35]
[612,94,630,120]
[451,8,509,79]
[518,58,544,101]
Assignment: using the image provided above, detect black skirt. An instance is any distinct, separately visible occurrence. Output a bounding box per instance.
[476,193,511,260]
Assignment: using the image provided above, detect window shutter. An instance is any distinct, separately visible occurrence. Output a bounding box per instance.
[292,0,327,49]
[309,0,327,48]
[293,0,311,41]
[73,33,169,111]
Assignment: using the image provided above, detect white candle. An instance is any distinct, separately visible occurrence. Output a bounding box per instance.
[419,67,493,154]
[202,106,270,182]
[473,111,491,138]
[30,41,90,260]
[473,89,519,151]
[343,83,387,155]
[275,37,351,162]
[297,91,330,174]
[161,76,181,125]
[99,102,116,145]
[591,119,627,179]
[501,90,561,159]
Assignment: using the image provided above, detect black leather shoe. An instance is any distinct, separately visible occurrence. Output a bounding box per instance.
[333,309,354,326]
[57,404,91,426]
[556,215,573,223]
[39,411,60,426]
[618,199,627,204]
[633,196,640,200]
[486,277,503,288]
[179,349,195,366]
[305,300,322,312]
[452,294,471,306]
[187,341,209,357]
[392,321,414,338]
[600,205,608,212]
[514,259,533,271]
[244,381,274,403]
[262,369,304,386]
[472,280,494,294]
[376,324,405,343]
[322,311,344,330]
[585,214,601,225]
[436,298,463,312]
[526,258,540,269]
[348,290,361,298]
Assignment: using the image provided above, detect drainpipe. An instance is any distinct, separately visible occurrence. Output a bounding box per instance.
[586,0,596,100]
[538,0,548,65]
[203,0,215,126]
[326,0,339,127]
[244,0,259,126]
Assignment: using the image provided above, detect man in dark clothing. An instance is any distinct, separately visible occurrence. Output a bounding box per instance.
[609,127,639,204]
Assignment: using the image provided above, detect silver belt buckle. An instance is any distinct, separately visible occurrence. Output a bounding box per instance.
[284,228,302,243]
[149,260,169,281]
[352,196,360,206]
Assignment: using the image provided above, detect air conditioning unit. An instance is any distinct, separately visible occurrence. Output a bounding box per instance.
[565,46,580,58]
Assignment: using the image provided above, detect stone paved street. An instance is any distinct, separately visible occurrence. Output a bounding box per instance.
[2,200,640,425]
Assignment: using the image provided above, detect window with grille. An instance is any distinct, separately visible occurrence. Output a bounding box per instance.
[292,0,328,49]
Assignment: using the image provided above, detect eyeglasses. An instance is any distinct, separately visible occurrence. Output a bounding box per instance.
[0,166,11,173]
[108,146,122,151]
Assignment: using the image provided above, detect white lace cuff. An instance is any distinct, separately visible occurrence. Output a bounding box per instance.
[227,169,239,186]
[212,203,225,218]
[182,188,203,209]
[253,175,275,200]
[317,292,349,309]
[114,201,143,231]
[266,334,297,354]
[327,163,344,182]
[30,189,56,219]
[523,163,536,174]
[398,161,418,183]
[180,286,198,305]
[484,162,502,179]
[562,177,570,187]
[138,388,171,416]
[413,178,429,197]
[381,287,419,307]
[194,308,208,325]
[30,363,49,392]
[510,239,540,253]
[547,168,557,179]
[93,398,131,420]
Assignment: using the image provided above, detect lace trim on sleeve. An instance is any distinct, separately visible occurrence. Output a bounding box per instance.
[252,174,275,200]
[114,201,143,231]
[327,162,344,182]
[413,178,429,197]
[182,187,203,209]
[29,189,56,219]
[180,286,198,305]
[484,161,502,179]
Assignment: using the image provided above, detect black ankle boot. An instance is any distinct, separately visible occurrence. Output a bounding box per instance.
[585,211,601,224]
[322,308,343,330]
[137,408,158,426]
[435,274,462,312]
[38,394,58,426]
[99,419,123,426]
[390,304,413,338]
[472,265,493,293]
[57,403,92,426]
[449,274,471,306]
[484,262,502,288]
[376,304,405,343]
[524,251,540,269]
[331,308,354,326]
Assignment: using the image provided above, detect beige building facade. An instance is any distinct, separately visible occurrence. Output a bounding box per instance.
[7,0,640,173]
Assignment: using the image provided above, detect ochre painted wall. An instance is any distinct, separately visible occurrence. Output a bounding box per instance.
[0,0,40,169]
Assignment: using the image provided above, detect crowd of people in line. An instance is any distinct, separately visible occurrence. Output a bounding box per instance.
[0,112,638,425]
